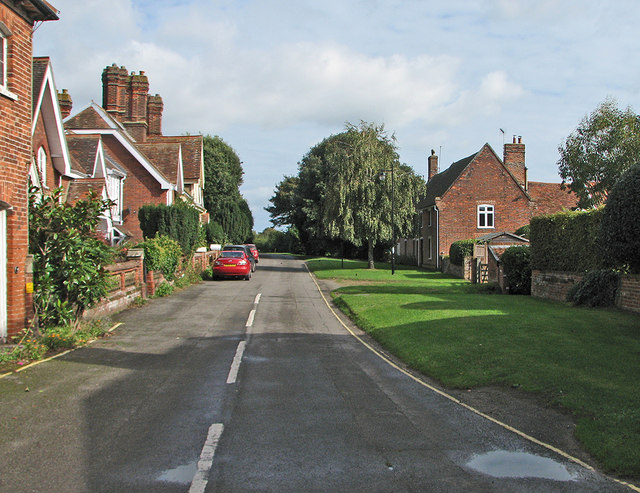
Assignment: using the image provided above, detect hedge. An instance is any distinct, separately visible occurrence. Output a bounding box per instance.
[501,245,531,294]
[600,164,640,273]
[449,239,478,266]
[138,203,200,255]
[530,209,604,272]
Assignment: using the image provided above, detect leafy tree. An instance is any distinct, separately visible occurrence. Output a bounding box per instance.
[203,135,253,242]
[29,187,114,329]
[558,98,640,208]
[600,163,640,272]
[322,121,425,268]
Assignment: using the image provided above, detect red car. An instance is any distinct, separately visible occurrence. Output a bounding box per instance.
[245,243,259,263]
[213,250,252,280]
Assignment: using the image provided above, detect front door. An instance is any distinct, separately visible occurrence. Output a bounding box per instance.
[0,209,7,340]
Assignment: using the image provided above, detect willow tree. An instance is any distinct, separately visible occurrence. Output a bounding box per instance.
[322,121,424,269]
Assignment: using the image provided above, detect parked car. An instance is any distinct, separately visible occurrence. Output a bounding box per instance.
[222,244,256,272]
[245,243,259,263]
[213,250,252,280]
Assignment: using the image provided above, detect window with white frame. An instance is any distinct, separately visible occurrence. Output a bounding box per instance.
[427,236,433,260]
[37,147,47,188]
[477,204,494,228]
[0,30,6,88]
[0,22,15,99]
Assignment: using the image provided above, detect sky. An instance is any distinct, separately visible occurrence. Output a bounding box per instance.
[34,0,640,232]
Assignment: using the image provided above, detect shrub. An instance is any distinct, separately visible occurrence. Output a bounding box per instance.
[154,283,174,297]
[142,235,182,280]
[514,224,530,239]
[600,164,640,273]
[203,221,226,245]
[567,269,620,307]
[138,202,200,255]
[449,239,478,266]
[501,246,532,295]
[530,209,603,272]
[29,187,114,328]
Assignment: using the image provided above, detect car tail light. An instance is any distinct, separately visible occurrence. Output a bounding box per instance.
[214,260,223,266]
[238,260,247,265]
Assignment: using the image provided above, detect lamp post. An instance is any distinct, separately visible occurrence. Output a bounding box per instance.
[379,162,396,275]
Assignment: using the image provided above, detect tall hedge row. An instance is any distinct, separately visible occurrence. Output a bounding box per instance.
[138,203,200,255]
[530,209,604,272]
[449,239,478,266]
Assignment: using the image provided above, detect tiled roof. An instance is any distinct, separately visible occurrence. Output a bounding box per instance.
[136,142,181,183]
[32,57,49,117]
[147,135,203,181]
[65,178,105,205]
[67,134,100,176]
[65,105,113,130]
[417,151,477,209]
[528,182,578,215]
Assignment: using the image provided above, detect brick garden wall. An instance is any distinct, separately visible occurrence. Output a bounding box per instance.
[617,275,640,313]
[532,270,640,314]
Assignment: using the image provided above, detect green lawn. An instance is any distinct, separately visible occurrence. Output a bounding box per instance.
[307,258,640,479]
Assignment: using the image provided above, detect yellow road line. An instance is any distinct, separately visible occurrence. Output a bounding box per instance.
[305,264,640,492]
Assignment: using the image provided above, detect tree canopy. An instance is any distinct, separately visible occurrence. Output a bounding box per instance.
[203,135,254,243]
[558,98,640,208]
[267,121,425,267]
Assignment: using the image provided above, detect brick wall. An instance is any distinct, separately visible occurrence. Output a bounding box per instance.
[532,270,640,314]
[0,4,34,337]
[531,270,584,301]
[617,275,640,313]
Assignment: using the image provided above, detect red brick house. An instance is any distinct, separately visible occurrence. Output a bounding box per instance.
[0,0,58,341]
[62,65,207,243]
[417,137,578,269]
[64,102,176,243]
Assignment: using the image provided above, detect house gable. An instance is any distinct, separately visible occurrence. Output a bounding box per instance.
[31,57,72,189]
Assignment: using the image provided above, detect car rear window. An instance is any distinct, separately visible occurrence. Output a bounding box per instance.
[220,251,244,258]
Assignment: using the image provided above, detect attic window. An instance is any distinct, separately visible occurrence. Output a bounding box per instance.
[478,204,494,229]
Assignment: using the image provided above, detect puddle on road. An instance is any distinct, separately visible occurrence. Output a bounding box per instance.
[157,461,197,484]
[467,450,578,481]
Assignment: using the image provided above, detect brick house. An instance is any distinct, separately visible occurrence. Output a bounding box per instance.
[417,137,578,269]
[64,102,176,243]
[62,65,207,243]
[31,56,72,193]
[0,0,58,341]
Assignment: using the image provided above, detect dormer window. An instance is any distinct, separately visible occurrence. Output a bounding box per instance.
[0,22,16,100]
[478,204,494,229]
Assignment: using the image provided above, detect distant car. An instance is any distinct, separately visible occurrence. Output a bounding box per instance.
[213,250,252,280]
[222,244,256,272]
[245,243,259,263]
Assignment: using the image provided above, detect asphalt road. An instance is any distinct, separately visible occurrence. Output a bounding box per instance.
[0,254,632,492]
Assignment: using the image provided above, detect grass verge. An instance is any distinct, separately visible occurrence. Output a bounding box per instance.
[307,257,640,479]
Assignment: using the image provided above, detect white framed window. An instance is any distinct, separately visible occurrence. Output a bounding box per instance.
[37,147,47,188]
[427,236,433,260]
[477,204,494,229]
[428,209,432,227]
[0,22,16,100]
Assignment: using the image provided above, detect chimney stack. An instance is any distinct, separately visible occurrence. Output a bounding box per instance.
[428,149,439,182]
[147,94,163,136]
[57,89,72,119]
[503,135,527,190]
